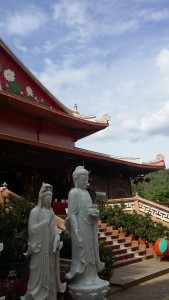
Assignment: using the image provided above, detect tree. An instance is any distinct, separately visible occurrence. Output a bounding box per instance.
[131,169,169,201]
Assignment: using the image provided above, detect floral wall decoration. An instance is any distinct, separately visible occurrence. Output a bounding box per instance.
[0,59,53,109]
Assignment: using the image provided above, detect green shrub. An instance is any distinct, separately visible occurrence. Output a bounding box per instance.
[0,195,35,265]
[99,240,115,276]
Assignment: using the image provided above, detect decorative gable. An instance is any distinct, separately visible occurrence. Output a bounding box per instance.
[0,40,69,113]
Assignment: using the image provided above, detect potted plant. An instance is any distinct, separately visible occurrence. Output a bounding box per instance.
[98,240,115,281]
[147,223,168,246]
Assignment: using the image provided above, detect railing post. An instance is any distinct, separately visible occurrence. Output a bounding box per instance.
[134,199,139,213]
[134,193,140,213]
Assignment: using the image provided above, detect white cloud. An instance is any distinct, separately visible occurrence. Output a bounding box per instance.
[52,0,87,26]
[140,101,169,135]
[139,8,169,22]
[101,19,139,36]
[52,0,95,43]
[155,48,169,72]
[37,57,92,98]
[35,46,169,127]
[89,99,169,143]
[13,39,29,52]
[43,41,58,53]
[0,5,47,37]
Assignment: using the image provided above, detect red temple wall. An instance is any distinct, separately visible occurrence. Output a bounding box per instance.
[0,108,74,148]
[39,123,74,147]
[0,108,36,140]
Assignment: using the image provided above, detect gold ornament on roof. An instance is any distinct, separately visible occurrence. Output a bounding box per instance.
[96,113,110,124]
[103,114,110,122]
[74,103,78,113]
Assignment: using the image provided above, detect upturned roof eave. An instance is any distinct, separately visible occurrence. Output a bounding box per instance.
[0,90,108,140]
[0,133,165,176]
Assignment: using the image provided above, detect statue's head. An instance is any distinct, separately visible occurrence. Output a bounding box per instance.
[73,166,89,189]
[38,182,53,208]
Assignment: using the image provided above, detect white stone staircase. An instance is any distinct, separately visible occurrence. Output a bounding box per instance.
[98,221,154,268]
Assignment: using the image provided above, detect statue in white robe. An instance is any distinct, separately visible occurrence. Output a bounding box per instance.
[21,183,66,300]
[65,166,109,299]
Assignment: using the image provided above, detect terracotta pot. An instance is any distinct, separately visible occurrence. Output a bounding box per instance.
[138,237,147,245]
[118,228,124,233]
[148,242,154,249]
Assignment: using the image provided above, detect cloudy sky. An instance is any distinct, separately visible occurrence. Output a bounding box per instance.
[1,0,169,167]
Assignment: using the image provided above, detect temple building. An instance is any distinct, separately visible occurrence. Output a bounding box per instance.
[0,39,165,200]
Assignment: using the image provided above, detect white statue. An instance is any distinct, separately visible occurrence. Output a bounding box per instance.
[65,166,109,300]
[21,183,66,300]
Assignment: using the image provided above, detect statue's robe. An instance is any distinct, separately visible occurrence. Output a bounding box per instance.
[21,206,66,300]
[65,188,104,283]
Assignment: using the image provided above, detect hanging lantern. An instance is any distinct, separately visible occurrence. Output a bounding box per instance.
[154,238,169,257]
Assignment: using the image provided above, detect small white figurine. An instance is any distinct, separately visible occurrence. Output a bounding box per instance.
[65,166,109,300]
[21,183,66,300]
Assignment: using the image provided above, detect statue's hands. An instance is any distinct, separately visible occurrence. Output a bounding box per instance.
[59,241,63,250]
[88,205,99,217]
[53,234,60,252]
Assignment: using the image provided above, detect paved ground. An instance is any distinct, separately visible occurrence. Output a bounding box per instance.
[107,258,169,300]
[110,257,169,288]
[107,272,169,300]
[58,258,169,299]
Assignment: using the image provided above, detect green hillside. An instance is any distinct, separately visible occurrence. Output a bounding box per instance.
[131,169,169,201]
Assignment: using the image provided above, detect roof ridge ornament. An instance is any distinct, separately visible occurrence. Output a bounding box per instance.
[147,154,165,163]
[73,104,110,124]
[74,103,78,113]
[96,113,110,124]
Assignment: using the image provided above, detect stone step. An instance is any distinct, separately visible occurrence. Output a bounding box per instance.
[134,249,146,257]
[127,246,139,252]
[112,230,119,235]
[110,244,121,250]
[114,256,143,268]
[105,240,114,246]
[104,231,113,236]
[118,233,126,238]
[112,237,126,244]
[111,235,119,239]
[115,252,135,262]
[98,236,107,242]
[116,241,132,248]
[112,248,128,255]
[99,227,107,232]
[114,249,153,268]
[98,221,154,270]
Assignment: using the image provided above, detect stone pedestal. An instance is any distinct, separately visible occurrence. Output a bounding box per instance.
[68,279,109,300]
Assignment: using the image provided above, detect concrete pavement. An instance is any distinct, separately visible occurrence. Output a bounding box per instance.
[107,258,169,300]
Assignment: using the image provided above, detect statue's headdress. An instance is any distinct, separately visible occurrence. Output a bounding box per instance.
[38,182,53,207]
